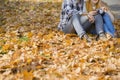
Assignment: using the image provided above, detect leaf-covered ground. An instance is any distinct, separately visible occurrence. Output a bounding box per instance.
[0,0,120,80]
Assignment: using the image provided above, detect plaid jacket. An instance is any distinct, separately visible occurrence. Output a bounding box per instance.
[58,0,85,30]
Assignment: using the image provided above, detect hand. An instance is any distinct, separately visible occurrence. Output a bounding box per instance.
[87,14,95,23]
[89,11,97,16]
[101,7,108,12]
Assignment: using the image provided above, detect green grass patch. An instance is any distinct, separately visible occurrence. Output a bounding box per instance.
[19,36,29,42]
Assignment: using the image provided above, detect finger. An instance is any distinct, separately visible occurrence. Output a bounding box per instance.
[91,17,95,23]
[89,18,94,23]
[91,19,94,23]
[88,18,92,22]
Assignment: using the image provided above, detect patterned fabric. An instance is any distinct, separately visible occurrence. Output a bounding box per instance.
[58,0,84,30]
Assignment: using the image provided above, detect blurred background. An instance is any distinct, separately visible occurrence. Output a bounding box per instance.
[103,0,120,19]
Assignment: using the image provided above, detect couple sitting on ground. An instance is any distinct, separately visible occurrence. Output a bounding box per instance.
[58,0,116,42]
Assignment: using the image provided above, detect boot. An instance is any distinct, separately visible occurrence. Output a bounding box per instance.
[82,34,92,42]
[98,33,107,41]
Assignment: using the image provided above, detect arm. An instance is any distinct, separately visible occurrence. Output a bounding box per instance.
[83,0,97,23]
[63,0,78,17]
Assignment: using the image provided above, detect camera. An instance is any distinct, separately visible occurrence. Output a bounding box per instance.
[97,9,105,15]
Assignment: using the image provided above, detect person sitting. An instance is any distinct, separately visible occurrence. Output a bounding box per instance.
[58,0,106,42]
[85,0,116,39]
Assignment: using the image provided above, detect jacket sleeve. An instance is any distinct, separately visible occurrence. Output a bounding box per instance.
[63,0,78,17]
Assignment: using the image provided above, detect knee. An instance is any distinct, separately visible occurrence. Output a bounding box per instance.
[94,14,102,19]
[103,13,110,19]
[104,13,109,16]
[72,14,80,19]
[94,14,103,24]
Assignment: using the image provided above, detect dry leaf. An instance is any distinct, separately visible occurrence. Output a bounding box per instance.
[23,70,34,80]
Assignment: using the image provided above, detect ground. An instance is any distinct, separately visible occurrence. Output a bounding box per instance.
[0,0,120,80]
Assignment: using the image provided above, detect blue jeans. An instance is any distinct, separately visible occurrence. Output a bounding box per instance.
[62,14,104,38]
[102,13,115,37]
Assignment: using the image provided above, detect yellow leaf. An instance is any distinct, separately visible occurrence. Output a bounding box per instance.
[26,58,32,64]
[23,70,34,80]
[64,40,72,46]
[36,66,42,69]
[43,33,54,40]
[2,44,10,51]
[11,50,21,61]
[1,65,11,69]
[27,32,33,38]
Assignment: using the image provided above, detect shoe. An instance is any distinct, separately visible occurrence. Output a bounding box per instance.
[82,34,92,42]
[98,33,107,41]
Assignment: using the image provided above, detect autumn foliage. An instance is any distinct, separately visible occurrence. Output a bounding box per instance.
[0,0,120,80]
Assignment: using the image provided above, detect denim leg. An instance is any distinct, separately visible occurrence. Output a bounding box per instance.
[82,20,92,30]
[62,18,76,34]
[103,13,115,37]
[62,14,87,38]
[94,14,104,34]
[80,15,89,24]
